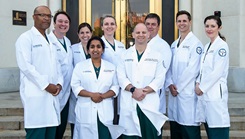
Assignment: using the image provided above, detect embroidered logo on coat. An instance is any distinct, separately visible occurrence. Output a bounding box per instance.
[33,44,42,48]
[74,51,80,53]
[125,59,133,62]
[196,47,202,55]
[104,70,114,72]
[144,58,158,62]
[218,48,227,57]
[183,45,190,48]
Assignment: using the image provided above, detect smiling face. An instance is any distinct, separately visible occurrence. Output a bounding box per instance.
[101,17,117,36]
[205,19,221,42]
[88,40,104,59]
[176,14,191,34]
[132,23,149,45]
[78,26,92,45]
[54,14,70,34]
[145,18,159,39]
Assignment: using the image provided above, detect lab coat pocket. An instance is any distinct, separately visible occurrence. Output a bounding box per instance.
[75,102,91,124]
[24,76,48,97]
[101,99,114,123]
[205,83,221,101]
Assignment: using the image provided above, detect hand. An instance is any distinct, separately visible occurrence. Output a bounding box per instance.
[91,93,103,103]
[195,83,203,96]
[132,88,146,101]
[143,86,154,94]
[53,84,62,96]
[45,84,61,96]
[169,84,178,97]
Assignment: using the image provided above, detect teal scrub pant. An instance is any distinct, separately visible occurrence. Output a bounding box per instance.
[204,123,229,139]
[170,121,182,139]
[97,115,112,139]
[119,105,161,139]
[70,123,74,139]
[25,126,56,139]
[180,124,201,139]
[55,100,69,139]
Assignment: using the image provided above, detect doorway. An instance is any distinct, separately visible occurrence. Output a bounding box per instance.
[63,0,178,47]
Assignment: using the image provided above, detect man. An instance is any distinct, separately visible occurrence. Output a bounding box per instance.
[15,6,63,139]
[117,23,168,139]
[48,10,73,139]
[165,10,203,139]
[144,13,172,114]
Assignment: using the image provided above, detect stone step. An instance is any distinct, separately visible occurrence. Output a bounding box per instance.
[0,130,71,139]
[0,116,244,131]
[0,129,244,139]
[0,106,244,116]
[163,116,245,131]
[162,130,245,139]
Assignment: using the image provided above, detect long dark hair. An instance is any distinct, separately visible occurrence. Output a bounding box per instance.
[204,15,226,41]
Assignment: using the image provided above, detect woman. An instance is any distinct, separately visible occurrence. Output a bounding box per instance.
[68,22,93,137]
[71,36,124,139]
[101,15,125,66]
[101,15,126,124]
[195,15,230,139]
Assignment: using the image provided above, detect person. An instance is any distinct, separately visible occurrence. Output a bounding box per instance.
[68,22,93,137]
[15,5,63,139]
[48,10,73,139]
[100,15,126,124]
[117,23,168,139]
[144,13,172,114]
[71,36,124,139]
[165,10,203,139]
[195,15,230,139]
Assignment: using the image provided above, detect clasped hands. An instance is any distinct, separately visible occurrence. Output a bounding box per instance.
[132,86,152,101]
[45,84,62,96]
[90,93,105,103]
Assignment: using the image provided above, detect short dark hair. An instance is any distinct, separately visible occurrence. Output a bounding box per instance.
[86,36,105,51]
[77,22,93,33]
[53,10,71,23]
[145,13,161,25]
[176,10,191,21]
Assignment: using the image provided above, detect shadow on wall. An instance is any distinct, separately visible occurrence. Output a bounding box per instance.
[0,68,20,93]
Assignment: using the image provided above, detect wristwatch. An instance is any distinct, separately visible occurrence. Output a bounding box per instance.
[130,87,136,94]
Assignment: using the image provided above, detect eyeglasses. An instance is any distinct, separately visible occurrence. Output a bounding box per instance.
[34,13,53,19]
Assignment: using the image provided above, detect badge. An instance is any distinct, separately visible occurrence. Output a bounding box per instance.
[196,46,202,55]
[218,48,227,57]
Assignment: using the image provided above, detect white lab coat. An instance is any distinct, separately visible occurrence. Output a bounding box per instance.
[71,59,124,139]
[148,34,172,114]
[68,42,88,124]
[101,36,126,115]
[101,36,126,65]
[15,26,63,128]
[165,32,203,126]
[196,36,230,128]
[117,45,168,136]
[48,31,73,111]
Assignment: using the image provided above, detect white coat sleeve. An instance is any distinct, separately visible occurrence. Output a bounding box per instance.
[148,57,167,92]
[110,70,119,97]
[199,45,229,93]
[176,42,203,93]
[116,52,131,90]
[15,33,49,90]
[70,63,85,97]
